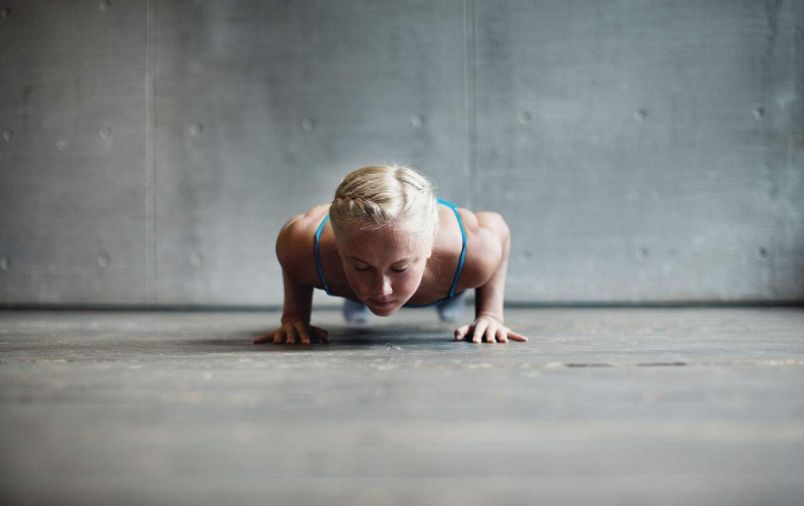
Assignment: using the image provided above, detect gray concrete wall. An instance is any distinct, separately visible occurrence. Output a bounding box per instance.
[0,0,802,306]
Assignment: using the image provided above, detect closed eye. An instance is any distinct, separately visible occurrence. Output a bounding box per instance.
[353,265,407,273]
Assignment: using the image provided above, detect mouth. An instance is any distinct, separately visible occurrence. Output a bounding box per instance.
[368,299,395,308]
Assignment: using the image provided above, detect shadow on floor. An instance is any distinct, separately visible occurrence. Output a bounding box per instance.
[180,324,456,351]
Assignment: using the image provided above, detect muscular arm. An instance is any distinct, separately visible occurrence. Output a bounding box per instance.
[453,211,527,343]
[473,212,510,322]
[279,266,314,324]
[254,211,329,345]
[276,216,314,324]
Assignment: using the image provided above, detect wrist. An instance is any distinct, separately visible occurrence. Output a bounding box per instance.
[281,313,309,325]
[476,312,503,324]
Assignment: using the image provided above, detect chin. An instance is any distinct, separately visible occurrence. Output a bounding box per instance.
[370,308,396,317]
[366,300,400,316]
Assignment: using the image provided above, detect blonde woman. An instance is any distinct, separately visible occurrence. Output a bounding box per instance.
[254,165,529,345]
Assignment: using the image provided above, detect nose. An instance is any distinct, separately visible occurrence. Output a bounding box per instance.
[375,274,393,298]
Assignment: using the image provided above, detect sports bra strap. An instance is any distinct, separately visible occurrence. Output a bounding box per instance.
[314,214,332,295]
[437,199,467,298]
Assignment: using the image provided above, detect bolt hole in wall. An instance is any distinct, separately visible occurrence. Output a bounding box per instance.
[753,106,765,119]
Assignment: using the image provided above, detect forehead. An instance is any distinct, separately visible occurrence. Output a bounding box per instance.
[338,222,428,253]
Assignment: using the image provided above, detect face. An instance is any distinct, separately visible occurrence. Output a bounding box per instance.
[336,223,432,316]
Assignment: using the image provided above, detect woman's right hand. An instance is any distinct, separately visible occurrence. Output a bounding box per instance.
[253,320,329,345]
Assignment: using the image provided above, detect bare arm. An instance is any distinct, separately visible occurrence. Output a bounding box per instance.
[277,218,314,324]
[454,212,528,344]
[473,213,509,322]
[254,215,328,345]
[280,269,313,323]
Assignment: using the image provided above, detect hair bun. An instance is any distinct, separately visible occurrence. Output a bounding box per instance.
[329,165,439,242]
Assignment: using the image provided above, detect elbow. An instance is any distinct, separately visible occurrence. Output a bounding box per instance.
[499,216,511,249]
[275,218,298,268]
[491,212,511,251]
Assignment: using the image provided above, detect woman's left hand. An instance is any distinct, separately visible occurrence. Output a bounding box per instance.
[453,314,528,344]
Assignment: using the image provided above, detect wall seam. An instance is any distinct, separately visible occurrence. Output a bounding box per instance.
[145,0,157,304]
[463,0,477,209]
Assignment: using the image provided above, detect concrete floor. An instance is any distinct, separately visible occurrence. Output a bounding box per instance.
[1,307,803,505]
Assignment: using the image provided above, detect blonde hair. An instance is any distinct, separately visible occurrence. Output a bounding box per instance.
[330,165,439,243]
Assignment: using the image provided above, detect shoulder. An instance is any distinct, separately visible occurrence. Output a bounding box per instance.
[276,204,330,284]
[453,207,510,287]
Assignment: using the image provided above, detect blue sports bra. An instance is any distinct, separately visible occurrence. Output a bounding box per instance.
[313,198,467,307]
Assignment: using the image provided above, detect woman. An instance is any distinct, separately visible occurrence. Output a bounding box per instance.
[254,165,528,345]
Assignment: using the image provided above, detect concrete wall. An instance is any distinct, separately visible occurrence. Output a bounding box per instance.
[1,0,802,306]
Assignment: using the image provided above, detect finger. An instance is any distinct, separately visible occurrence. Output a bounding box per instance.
[294,322,311,346]
[273,328,285,345]
[253,331,274,344]
[508,330,529,342]
[454,324,470,341]
[484,323,500,343]
[284,325,297,345]
[496,327,509,344]
[312,326,330,344]
[472,320,490,344]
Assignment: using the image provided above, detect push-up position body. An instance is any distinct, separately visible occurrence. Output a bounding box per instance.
[254,165,528,345]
